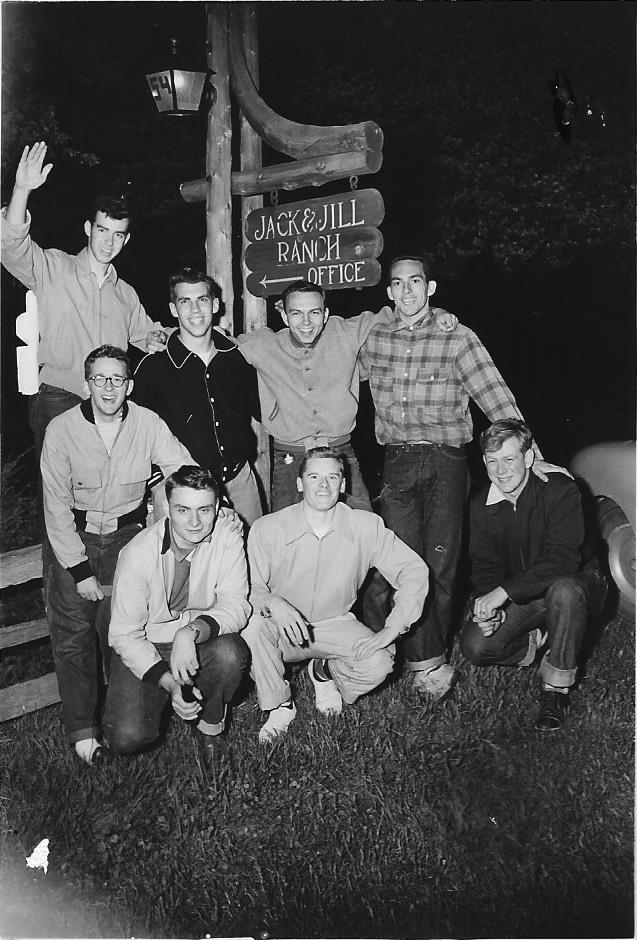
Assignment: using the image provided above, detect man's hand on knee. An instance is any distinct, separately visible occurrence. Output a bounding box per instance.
[159,671,202,721]
[473,588,508,637]
[265,596,311,646]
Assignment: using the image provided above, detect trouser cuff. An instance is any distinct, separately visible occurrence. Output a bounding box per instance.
[540,653,576,688]
[197,704,227,736]
[405,654,445,673]
[518,633,537,668]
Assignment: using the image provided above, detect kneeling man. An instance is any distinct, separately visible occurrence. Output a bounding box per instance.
[244,447,428,742]
[460,420,607,732]
[104,466,251,767]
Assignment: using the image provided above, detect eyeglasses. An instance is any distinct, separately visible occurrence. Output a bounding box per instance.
[88,374,128,388]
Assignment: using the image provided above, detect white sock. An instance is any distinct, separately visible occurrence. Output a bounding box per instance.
[74,738,101,763]
[543,683,569,695]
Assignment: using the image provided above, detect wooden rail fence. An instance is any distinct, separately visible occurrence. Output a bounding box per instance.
[0,544,60,722]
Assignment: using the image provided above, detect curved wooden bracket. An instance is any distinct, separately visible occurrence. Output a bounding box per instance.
[228,5,383,161]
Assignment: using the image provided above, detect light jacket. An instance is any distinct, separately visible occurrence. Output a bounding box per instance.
[1,209,160,397]
[109,516,251,681]
[41,399,194,580]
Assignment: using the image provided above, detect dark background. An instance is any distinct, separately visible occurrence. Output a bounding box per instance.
[2,1,635,488]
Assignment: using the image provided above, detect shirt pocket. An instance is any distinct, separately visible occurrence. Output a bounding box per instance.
[116,459,152,502]
[71,470,103,508]
[370,362,395,392]
[415,367,452,406]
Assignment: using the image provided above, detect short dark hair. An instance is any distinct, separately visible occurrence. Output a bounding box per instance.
[169,268,220,304]
[165,466,221,504]
[84,345,131,380]
[387,253,436,283]
[480,419,534,455]
[299,446,345,479]
[281,279,326,312]
[89,194,131,225]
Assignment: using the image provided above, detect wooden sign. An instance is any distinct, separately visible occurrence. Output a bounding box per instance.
[245,189,384,297]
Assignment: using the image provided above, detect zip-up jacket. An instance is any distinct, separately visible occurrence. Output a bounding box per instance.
[132,330,260,483]
[469,472,596,604]
[1,210,161,398]
[41,400,194,581]
[109,516,251,682]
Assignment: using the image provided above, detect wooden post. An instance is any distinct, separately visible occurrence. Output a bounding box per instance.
[206,2,233,333]
[238,4,270,508]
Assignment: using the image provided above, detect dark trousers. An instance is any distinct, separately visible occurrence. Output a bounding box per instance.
[45,524,141,743]
[103,634,250,754]
[460,568,608,687]
[271,441,371,511]
[364,442,468,667]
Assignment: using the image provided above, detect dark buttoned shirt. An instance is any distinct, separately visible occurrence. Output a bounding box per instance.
[132,330,260,483]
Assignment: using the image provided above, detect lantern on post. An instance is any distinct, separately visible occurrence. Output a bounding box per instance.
[146,39,212,116]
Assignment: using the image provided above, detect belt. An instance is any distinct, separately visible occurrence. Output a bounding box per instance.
[72,503,146,532]
[273,434,351,455]
[386,441,465,453]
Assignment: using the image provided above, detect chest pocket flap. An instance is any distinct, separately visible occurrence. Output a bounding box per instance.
[71,470,102,490]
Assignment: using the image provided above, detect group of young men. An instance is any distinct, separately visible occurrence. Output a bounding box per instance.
[1,142,606,771]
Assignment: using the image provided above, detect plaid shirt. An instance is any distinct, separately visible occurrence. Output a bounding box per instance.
[360,305,526,447]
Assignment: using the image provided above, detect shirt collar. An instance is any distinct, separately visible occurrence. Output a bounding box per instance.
[385,304,434,333]
[167,328,237,368]
[280,501,356,544]
[485,474,537,510]
[76,247,117,284]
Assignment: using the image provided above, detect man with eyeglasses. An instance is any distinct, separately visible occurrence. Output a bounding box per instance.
[133,269,262,527]
[40,344,195,767]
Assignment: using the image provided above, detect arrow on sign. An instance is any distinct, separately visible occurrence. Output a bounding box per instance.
[256,274,303,289]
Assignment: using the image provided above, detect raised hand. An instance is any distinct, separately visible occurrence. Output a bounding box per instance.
[15,142,53,193]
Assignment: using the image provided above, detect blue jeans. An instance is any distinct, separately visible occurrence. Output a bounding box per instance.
[271,442,371,511]
[103,634,250,753]
[364,443,468,668]
[460,568,608,687]
[45,523,141,743]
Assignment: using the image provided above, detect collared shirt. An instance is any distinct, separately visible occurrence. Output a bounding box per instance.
[469,473,590,604]
[1,209,160,397]
[359,305,526,447]
[247,501,428,636]
[236,313,378,446]
[132,330,260,483]
[41,399,194,580]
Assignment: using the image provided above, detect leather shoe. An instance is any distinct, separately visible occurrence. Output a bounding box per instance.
[198,732,230,770]
[535,690,569,733]
[90,745,108,766]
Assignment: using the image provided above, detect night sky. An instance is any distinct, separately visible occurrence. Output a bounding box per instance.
[2,1,635,475]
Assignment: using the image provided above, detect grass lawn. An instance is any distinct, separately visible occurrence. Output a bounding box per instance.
[1,610,633,939]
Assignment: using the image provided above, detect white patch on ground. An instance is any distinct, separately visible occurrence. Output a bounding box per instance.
[25,838,49,874]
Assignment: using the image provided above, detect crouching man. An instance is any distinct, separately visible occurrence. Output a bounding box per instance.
[104,466,251,768]
[460,420,607,732]
[243,447,428,743]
